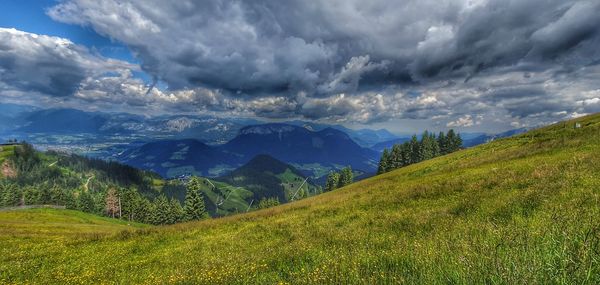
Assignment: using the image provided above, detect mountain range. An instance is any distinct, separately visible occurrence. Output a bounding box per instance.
[0,104,398,147]
[116,123,380,179]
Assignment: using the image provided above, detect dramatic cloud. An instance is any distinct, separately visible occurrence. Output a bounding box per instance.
[0,28,134,97]
[2,0,600,130]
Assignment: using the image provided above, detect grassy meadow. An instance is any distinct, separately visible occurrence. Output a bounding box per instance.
[1,114,600,284]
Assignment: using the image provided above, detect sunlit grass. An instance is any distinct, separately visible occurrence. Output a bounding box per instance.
[1,115,600,284]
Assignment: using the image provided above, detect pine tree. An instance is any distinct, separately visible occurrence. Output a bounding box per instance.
[390,144,402,169]
[139,198,154,224]
[400,142,412,166]
[437,131,448,154]
[446,129,462,153]
[63,190,77,209]
[184,177,209,221]
[409,135,421,164]
[430,132,440,157]
[377,149,390,174]
[23,186,41,205]
[49,185,63,205]
[325,172,340,191]
[419,131,432,161]
[78,191,95,213]
[338,166,354,188]
[170,198,184,224]
[258,197,280,209]
[0,183,21,207]
[153,195,172,225]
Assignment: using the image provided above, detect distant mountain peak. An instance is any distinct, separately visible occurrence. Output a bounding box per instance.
[239,123,301,135]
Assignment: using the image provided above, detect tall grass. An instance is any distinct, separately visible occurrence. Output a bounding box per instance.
[1,115,600,284]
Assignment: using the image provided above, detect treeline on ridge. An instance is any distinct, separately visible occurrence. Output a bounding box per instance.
[377,130,462,174]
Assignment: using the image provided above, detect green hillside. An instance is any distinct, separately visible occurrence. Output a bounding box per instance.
[2,114,600,284]
[218,154,320,204]
[195,177,254,216]
[0,208,147,237]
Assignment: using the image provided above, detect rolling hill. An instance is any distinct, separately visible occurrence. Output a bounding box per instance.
[2,114,600,283]
[170,155,319,217]
[218,154,319,202]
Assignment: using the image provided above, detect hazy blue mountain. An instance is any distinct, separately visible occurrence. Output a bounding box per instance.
[286,120,398,147]
[462,129,528,147]
[0,103,38,133]
[371,137,412,151]
[0,105,261,147]
[221,124,379,172]
[115,123,380,179]
[116,139,240,178]
[18,109,111,134]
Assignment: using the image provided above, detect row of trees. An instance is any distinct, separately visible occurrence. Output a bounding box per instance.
[0,179,210,226]
[98,177,209,225]
[378,130,462,174]
[0,143,210,225]
[324,166,354,192]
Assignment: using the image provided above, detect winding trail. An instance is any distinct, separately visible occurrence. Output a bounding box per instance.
[83,174,95,192]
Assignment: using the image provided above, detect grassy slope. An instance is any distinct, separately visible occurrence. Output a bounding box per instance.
[0,145,16,167]
[2,115,600,284]
[198,178,254,216]
[0,208,147,237]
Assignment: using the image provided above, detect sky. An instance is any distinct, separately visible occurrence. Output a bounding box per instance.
[1,0,600,133]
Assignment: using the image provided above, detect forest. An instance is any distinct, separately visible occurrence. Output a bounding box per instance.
[0,143,209,225]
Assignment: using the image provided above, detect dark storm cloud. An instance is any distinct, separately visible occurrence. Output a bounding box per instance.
[0,28,134,97]
[2,0,600,128]
[47,0,600,95]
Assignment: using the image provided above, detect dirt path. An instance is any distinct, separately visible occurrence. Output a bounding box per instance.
[83,174,95,192]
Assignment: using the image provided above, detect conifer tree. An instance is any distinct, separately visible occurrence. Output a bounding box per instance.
[437,131,448,154]
[153,195,172,225]
[410,135,421,164]
[23,186,41,205]
[378,149,391,174]
[0,183,21,206]
[78,191,95,213]
[446,129,462,153]
[430,132,440,157]
[63,190,77,209]
[338,166,354,188]
[419,131,439,161]
[325,172,340,191]
[258,197,280,209]
[184,177,209,221]
[400,142,412,166]
[170,198,184,224]
[390,144,402,169]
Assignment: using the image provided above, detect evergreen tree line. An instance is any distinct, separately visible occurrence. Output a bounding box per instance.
[0,143,209,225]
[324,166,354,192]
[0,177,210,225]
[378,130,462,174]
